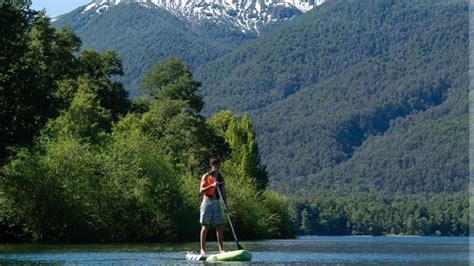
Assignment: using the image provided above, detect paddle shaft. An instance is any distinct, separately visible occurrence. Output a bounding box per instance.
[215,184,243,250]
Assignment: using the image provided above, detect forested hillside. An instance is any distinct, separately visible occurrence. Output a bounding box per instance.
[196,0,468,196]
[54,3,255,94]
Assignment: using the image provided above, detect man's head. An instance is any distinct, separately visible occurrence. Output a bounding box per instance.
[210,158,221,170]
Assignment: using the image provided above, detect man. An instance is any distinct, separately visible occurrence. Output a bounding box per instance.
[199,158,227,255]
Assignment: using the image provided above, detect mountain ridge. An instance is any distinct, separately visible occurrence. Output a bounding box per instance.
[76,0,325,32]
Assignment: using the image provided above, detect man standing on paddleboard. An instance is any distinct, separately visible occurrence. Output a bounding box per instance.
[199,158,226,255]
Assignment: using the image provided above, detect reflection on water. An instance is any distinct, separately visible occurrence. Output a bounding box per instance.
[0,236,470,265]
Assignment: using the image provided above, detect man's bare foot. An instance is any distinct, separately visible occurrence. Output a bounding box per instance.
[219,250,226,254]
[200,250,206,256]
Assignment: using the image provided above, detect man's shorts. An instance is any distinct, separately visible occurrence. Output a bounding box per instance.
[200,199,223,225]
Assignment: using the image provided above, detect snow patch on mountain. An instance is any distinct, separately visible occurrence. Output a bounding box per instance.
[80,0,325,32]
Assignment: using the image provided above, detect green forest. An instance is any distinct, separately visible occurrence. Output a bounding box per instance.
[290,193,468,236]
[0,1,291,242]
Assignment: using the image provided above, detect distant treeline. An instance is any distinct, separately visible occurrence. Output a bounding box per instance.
[290,193,468,236]
[0,2,292,243]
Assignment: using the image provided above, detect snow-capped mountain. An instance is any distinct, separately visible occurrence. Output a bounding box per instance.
[80,0,325,32]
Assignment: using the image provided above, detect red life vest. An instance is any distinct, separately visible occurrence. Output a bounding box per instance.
[204,175,217,197]
[204,173,223,197]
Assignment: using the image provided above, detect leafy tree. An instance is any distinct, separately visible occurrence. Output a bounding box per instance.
[77,49,130,119]
[142,58,204,113]
[0,2,44,161]
[45,87,112,144]
[210,111,268,190]
[0,2,129,162]
[139,59,228,173]
[300,207,318,235]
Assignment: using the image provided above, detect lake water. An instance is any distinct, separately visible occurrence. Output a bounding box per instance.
[0,236,470,265]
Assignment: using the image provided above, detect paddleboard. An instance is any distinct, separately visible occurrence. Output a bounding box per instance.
[186,250,252,262]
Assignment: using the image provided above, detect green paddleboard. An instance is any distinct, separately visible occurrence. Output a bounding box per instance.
[206,250,252,262]
[186,250,252,262]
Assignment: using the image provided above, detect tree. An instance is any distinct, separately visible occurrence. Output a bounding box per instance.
[45,87,112,144]
[76,49,130,119]
[0,5,85,162]
[300,207,318,234]
[0,1,39,161]
[140,98,226,173]
[140,58,228,173]
[209,111,268,190]
[142,57,204,112]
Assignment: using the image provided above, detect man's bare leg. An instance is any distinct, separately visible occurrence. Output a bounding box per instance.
[200,224,209,255]
[216,224,225,253]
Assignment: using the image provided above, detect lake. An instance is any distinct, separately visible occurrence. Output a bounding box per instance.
[0,236,469,265]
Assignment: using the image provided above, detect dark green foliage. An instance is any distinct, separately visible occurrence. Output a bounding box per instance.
[142,58,204,113]
[206,111,292,239]
[56,50,131,120]
[0,6,134,239]
[78,49,131,119]
[139,58,227,174]
[0,3,78,162]
[45,88,112,144]
[0,2,130,163]
[198,0,461,113]
[209,111,269,190]
[289,193,468,236]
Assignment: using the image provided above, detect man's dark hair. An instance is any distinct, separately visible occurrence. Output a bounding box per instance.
[210,158,221,165]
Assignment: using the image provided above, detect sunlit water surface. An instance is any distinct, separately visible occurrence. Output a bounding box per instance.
[0,236,470,265]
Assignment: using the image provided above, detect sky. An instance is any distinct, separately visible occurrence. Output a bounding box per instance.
[31,0,91,17]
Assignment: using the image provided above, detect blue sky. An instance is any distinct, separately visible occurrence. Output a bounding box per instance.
[31,0,91,17]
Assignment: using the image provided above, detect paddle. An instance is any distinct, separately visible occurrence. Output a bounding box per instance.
[215,181,244,250]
